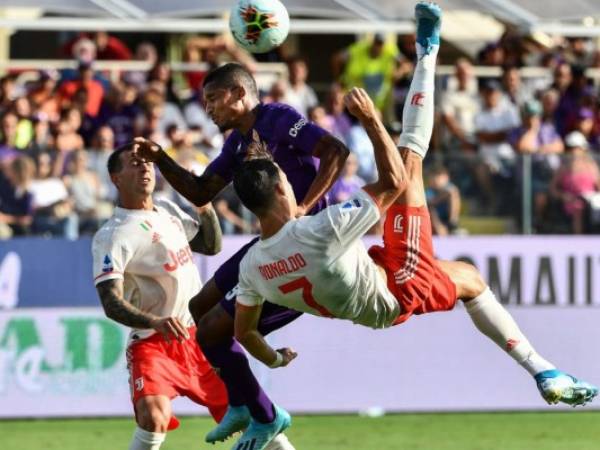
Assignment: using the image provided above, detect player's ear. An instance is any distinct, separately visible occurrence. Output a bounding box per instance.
[274,180,286,196]
[235,84,246,101]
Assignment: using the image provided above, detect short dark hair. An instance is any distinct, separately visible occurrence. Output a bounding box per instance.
[202,63,258,99]
[233,158,281,216]
[107,141,135,174]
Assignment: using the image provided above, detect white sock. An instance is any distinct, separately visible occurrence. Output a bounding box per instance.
[128,427,166,450]
[265,433,296,450]
[464,287,555,376]
[398,43,438,158]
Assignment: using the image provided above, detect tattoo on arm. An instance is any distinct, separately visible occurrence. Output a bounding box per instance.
[156,154,227,206]
[189,206,222,255]
[96,280,158,329]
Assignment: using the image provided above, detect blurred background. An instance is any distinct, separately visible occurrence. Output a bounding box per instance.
[0,1,600,449]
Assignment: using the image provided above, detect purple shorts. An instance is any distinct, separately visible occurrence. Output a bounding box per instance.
[214,237,303,336]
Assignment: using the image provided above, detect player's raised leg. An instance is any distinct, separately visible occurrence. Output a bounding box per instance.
[394,1,441,208]
[438,260,598,406]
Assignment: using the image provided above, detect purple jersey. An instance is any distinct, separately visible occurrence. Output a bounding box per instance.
[207,103,329,213]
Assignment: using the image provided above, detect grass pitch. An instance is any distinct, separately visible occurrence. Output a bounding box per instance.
[2,411,599,450]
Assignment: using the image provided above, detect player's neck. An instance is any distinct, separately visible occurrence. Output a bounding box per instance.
[237,102,260,135]
[119,195,154,211]
[259,210,293,240]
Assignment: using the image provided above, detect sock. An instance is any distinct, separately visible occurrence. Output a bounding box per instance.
[464,287,556,376]
[398,42,438,158]
[128,427,166,450]
[202,337,276,423]
[265,433,296,450]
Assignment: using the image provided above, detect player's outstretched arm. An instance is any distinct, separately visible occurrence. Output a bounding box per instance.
[296,134,349,217]
[97,279,189,342]
[235,303,297,368]
[344,88,407,212]
[132,137,227,206]
[189,203,222,255]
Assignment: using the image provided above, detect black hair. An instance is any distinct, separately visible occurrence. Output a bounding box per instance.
[233,158,280,216]
[202,63,259,100]
[107,141,136,174]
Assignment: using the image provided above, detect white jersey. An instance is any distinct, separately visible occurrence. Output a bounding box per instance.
[237,189,400,329]
[92,198,201,342]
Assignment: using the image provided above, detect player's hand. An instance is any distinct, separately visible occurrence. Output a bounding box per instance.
[132,137,164,163]
[344,88,377,123]
[277,347,298,367]
[150,316,190,343]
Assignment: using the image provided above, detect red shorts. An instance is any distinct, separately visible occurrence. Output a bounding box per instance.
[368,205,457,325]
[126,327,228,430]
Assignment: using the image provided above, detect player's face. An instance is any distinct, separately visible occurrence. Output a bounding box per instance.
[113,151,156,198]
[203,84,243,132]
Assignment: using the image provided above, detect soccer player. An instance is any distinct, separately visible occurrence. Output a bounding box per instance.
[133,64,348,448]
[232,2,598,434]
[91,143,293,450]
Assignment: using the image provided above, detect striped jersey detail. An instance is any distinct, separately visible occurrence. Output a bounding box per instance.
[394,215,422,284]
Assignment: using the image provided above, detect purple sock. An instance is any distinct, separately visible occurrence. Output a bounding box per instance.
[202,337,275,423]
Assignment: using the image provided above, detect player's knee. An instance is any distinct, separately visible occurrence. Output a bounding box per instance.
[458,262,486,300]
[136,403,170,433]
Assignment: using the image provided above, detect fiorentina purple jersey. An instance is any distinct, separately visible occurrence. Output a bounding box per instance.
[207,103,329,213]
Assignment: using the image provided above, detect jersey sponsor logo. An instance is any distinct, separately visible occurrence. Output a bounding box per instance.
[288,118,307,137]
[340,198,361,212]
[134,377,144,392]
[411,92,425,106]
[102,255,114,273]
[393,214,404,233]
[225,285,240,301]
[259,253,307,280]
[163,245,194,272]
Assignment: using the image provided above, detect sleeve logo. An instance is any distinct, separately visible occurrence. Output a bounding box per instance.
[288,118,307,137]
[340,198,361,212]
[102,255,114,273]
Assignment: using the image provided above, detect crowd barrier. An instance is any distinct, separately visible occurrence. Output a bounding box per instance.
[0,236,599,417]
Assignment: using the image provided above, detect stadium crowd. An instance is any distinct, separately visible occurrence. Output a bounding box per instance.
[1,31,600,239]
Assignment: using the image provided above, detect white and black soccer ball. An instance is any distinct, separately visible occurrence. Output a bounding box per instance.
[229,0,290,54]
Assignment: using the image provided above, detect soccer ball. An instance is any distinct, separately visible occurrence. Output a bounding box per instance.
[229,0,290,54]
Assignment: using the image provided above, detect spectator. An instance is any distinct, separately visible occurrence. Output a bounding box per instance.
[28,152,78,239]
[283,57,318,116]
[138,82,186,136]
[308,105,334,134]
[87,126,117,202]
[426,164,461,235]
[96,82,139,147]
[440,58,479,152]
[26,115,52,159]
[0,111,20,164]
[91,31,132,61]
[333,33,400,112]
[329,152,365,204]
[501,65,533,108]
[13,96,34,149]
[0,75,17,113]
[474,79,520,212]
[28,70,60,122]
[123,42,158,90]
[63,149,105,235]
[574,107,599,150]
[550,131,600,234]
[0,155,34,236]
[511,99,564,229]
[50,118,84,177]
[324,83,352,143]
[164,123,209,170]
[58,61,104,117]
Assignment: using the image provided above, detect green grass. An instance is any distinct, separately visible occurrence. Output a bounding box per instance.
[2,412,600,450]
